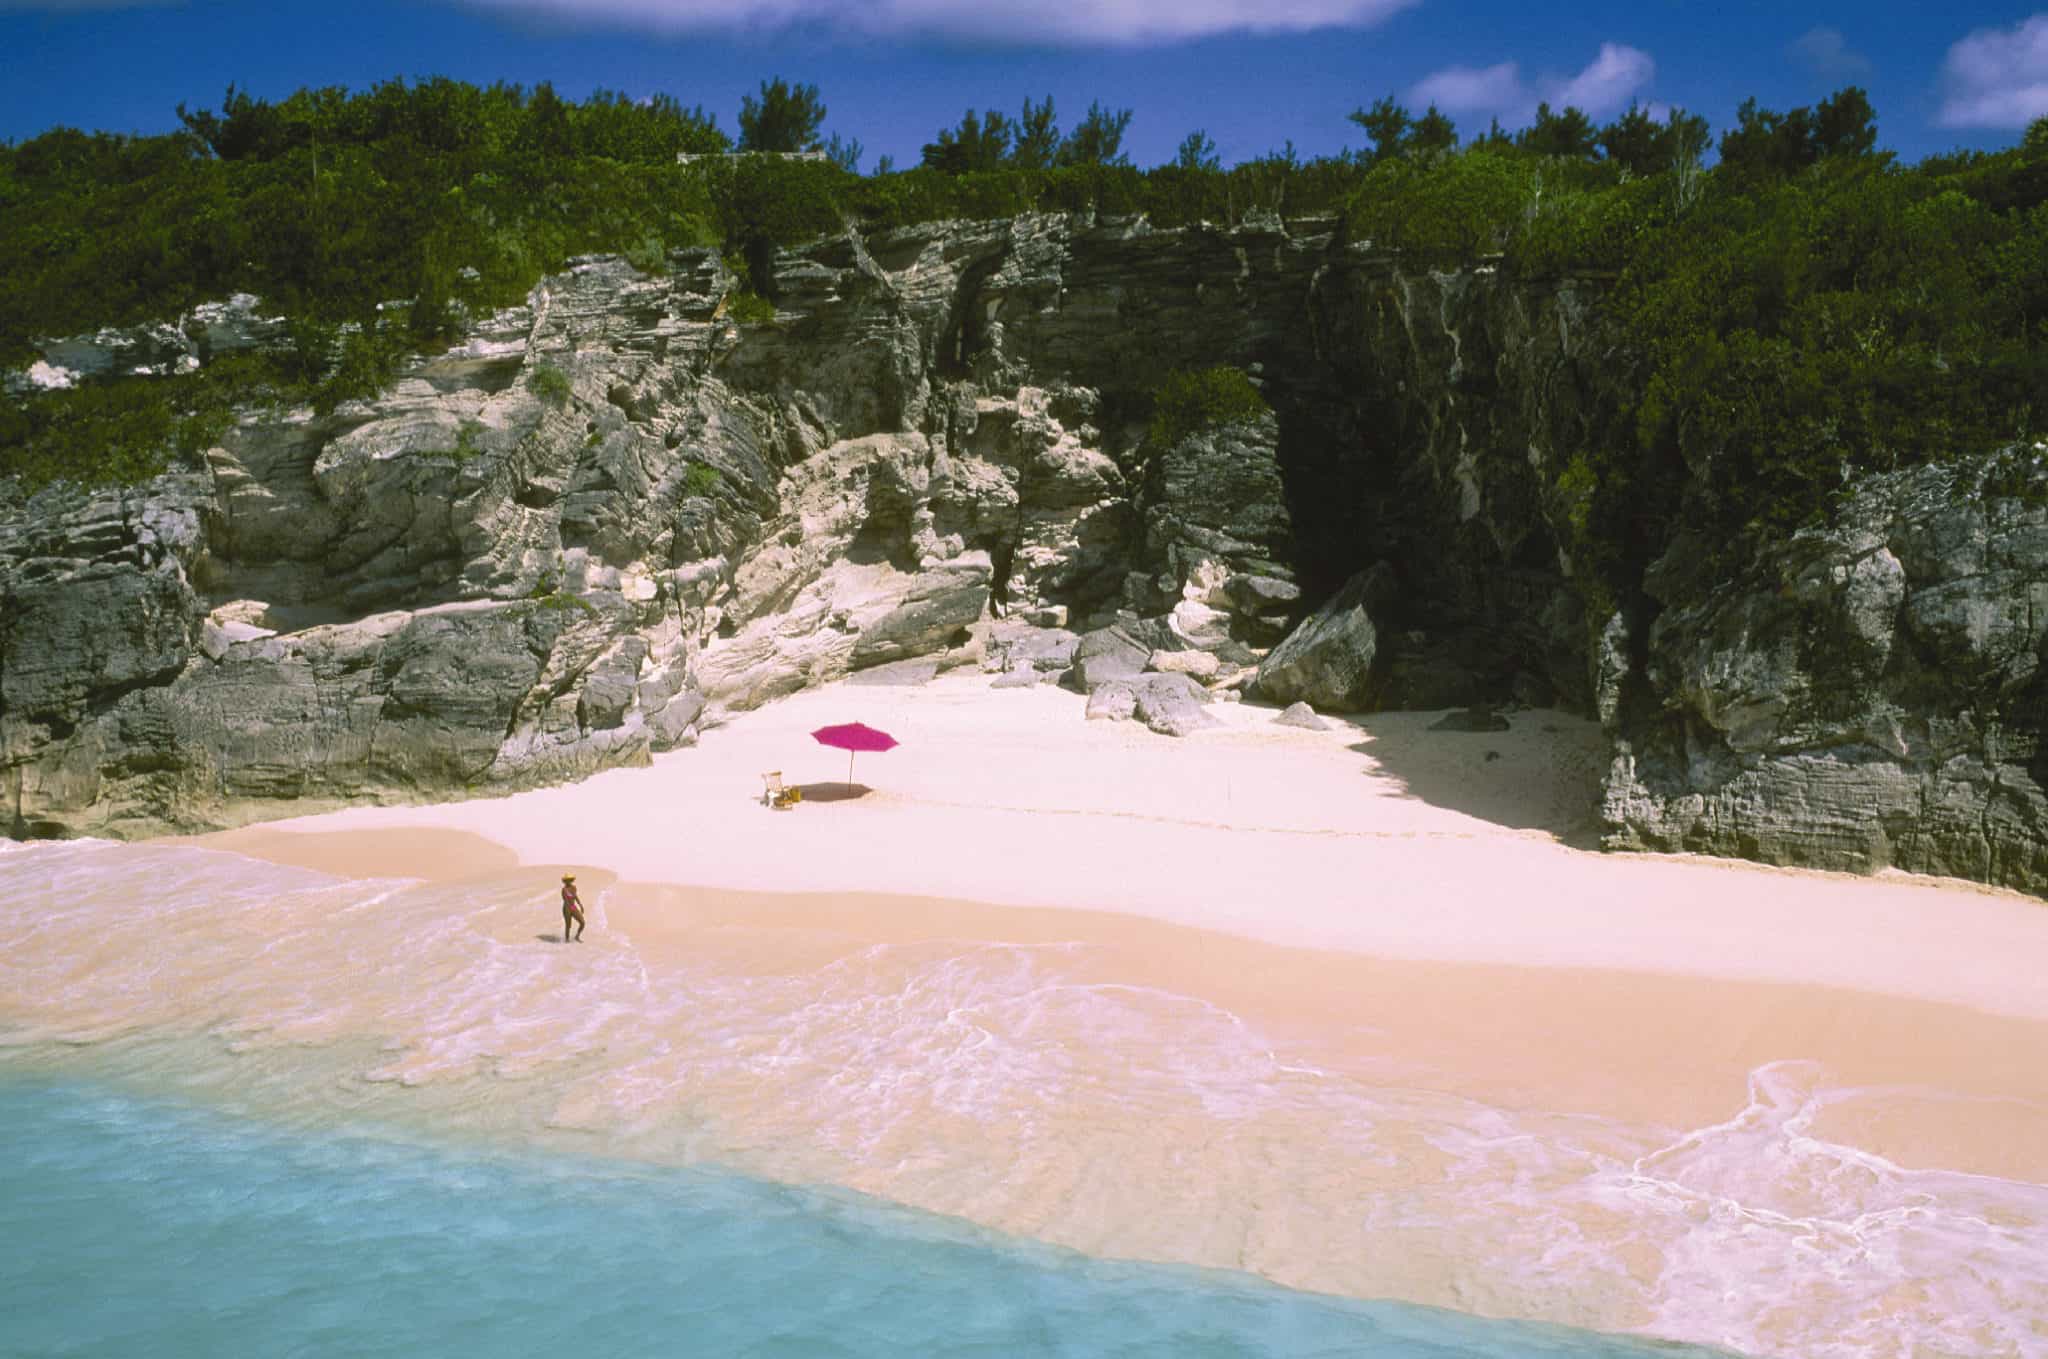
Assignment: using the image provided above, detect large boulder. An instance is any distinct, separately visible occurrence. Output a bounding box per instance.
[1147,648,1219,680]
[1085,679,1138,721]
[1255,564,1398,712]
[1130,414,1293,599]
[1130,671,1216,737]
[1067,625,1152,689]
[1081,672,1214,737]
[983,620,1079,675]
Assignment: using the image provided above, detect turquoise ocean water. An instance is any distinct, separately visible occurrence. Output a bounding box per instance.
[0,1072,1724,1359]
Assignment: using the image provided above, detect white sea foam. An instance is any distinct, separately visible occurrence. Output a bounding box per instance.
[1,839,2042,1357]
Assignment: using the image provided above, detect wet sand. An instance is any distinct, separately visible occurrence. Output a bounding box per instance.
[127,675,2048,1354]
[192,822,2048,1184]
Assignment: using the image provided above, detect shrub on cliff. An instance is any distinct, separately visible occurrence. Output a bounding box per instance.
[529,363,571,407]
[1148,367,1271,447]
[1343,149,1532,256]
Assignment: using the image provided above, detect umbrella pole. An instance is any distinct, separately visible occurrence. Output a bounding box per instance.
[848,749,855,789]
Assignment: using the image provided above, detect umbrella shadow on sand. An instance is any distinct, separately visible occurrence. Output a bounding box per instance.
[793,782,873,802]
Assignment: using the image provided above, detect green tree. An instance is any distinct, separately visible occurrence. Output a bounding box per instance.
[176,85,296,161]
[1599,104,1711,177]
[518,82,575,162]
[922,109,1013,174]
[573,89,726,160]
[823,132,862,173]
[1348,95,1410,162]
[1665,108,1713,168]
[738,77,826,153]
[1813,86,1878,160]
[1174,129,1220,172]
[1719,87,1879,181]
[1013,96,1060,170]
[1059,101,1134,167]
[1410,105,1458,155]
[1517,103,1599,159]
[1598,104,1662,175]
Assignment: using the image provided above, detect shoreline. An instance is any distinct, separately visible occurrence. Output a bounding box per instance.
[115,672,2048,1352]
[191,822,2048,1186]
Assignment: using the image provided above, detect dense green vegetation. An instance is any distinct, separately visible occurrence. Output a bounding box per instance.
[2,77,2044,612]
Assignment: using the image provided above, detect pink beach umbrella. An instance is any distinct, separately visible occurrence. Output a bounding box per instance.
[810,722,899,788]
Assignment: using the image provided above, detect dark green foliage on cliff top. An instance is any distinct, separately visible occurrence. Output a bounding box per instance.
[1148,366,1271,448]
[1,78,734,369]
[1592,133,2048,596]
[2,76,2045,555]
[738,78,826,154]
[1328,94,2047,603]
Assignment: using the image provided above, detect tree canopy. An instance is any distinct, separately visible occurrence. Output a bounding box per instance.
[1058,101,1134,168]
[738,77,825,153]
[1348,97,1456,162]
[1718,86,1881,180]
[4,73,2043,562]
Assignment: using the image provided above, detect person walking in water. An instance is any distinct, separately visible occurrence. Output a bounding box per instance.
[560,874,586,943]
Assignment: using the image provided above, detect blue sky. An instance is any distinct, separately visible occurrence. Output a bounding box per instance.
[2,1,2045,167]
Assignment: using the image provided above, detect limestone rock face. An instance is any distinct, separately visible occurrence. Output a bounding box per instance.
[7,215,2047,896]
[1603,455,2048,893]
[1127,413,1299,649]
[1255,564,1398,712]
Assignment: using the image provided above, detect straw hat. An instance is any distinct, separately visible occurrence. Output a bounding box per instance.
[562,873,576,882]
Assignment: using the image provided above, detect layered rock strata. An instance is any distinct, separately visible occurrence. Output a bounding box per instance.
[3,214,2044,897]
[1602,454,2048,890]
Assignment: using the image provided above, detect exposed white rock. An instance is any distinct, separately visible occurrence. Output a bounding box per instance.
[1148,648,1220,680]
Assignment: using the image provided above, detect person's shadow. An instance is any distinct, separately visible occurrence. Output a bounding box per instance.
[536,933,568,944]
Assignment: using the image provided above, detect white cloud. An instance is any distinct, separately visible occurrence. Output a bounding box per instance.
[1411,61,1521,114]
[454,0,1419,44]
[1408,41,1652,126]
[1789,26,1872,78]
[1552,42,1654,117]
[1938,14,2048,129]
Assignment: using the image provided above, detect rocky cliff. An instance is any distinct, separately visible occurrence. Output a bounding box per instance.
[1603,452,2048,890]
[3,212,2043,896]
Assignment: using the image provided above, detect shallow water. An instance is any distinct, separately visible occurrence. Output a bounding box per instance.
[0,1073,1734,1358]
[2,840,2043,1357]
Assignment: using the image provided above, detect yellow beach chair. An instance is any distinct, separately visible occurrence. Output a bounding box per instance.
[761,771,801,810]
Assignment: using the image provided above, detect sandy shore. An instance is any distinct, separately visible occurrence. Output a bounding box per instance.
[200,674,2048,1016]
[197,819,2048,1183]
[171,674,2048,1352]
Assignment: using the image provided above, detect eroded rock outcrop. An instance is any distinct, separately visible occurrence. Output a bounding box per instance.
[5,213,2045,899]
[1255,563,1397,711]
[1603,453,2048,892]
